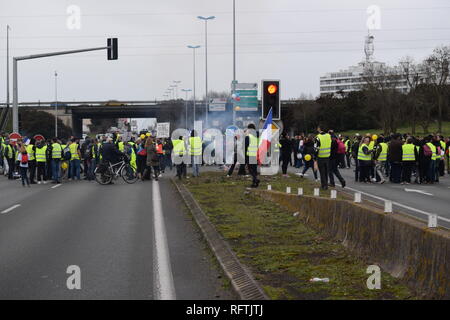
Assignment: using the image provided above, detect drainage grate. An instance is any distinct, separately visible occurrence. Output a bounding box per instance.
[172,179,269,300]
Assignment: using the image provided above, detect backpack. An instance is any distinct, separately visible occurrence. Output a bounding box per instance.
[21,153,28,164]
[63,145,72,161]
[84,143,93,159]
[423,144,432,157]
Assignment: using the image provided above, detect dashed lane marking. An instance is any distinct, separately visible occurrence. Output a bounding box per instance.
[1,204,21,214]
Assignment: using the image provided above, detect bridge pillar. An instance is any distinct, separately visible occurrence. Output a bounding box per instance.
[72,115,83,138]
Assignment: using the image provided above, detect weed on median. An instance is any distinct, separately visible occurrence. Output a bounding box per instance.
[183,171,414,300]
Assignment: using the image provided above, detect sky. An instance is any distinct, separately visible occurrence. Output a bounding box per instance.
[0,0,449,103]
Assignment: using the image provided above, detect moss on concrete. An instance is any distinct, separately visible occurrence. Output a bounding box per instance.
[183,172,415,300]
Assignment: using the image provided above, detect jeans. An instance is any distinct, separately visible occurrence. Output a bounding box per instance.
[176,162,186,179]
[51,159,61,182]
[70,159,81,180]
[301,160,318,179]
[37,162,46,182]
[427,159,436,182]
[191,155,200,177]
[28,160,36,183]
[20,167,29,186]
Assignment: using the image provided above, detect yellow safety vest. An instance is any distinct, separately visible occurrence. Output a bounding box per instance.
[5,145,14,159]
[378,143,388,161]
[358,144,371,161]
[52,143,62,159]
[426,143,437,160]
[246,134,258,157]
[69,143,80,160]
[118,141,124,152]
[35,146,47,162]
[317,133,331,158]
[189,137,202,156]
[25,144,35,161]
[402,144,416,161]
[173,139,186,156]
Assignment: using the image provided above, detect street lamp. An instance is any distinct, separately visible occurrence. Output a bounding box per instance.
[232,0,237,125]
[187,45,200,126]
[173,80,181,99]
[181,88,192,129]
[197,16,216,126]
[54,71,58,138]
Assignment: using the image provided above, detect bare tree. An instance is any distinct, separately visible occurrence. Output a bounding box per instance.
[363,63,406,134]
[423,46,450,133]
[399,56,423,134]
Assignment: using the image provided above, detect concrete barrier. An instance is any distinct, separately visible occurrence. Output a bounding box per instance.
[253,189,450,299]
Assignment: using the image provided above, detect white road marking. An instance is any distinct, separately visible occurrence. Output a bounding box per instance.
[338,184,450,224]
[1,204,21,214]
[404,188,433,196]
[51,184,62,189]
[152,180,176,300]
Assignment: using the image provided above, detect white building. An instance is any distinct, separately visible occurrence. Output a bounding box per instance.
[320,35,409,96]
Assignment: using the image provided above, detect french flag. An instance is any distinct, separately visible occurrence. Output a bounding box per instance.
[257,108,273,165]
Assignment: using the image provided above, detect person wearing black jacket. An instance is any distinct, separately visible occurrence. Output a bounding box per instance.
[279,133,292,176]
[101,138,123,165]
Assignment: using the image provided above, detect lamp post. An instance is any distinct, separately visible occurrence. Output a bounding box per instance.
[6,25,10,114]
[181,89,192,129]
[173,80,181,99]
[54,71,58,138]
[197,16,215,126]
[187,45,200,126]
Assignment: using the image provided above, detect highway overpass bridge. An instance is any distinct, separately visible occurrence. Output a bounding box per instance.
[0,100,207,137]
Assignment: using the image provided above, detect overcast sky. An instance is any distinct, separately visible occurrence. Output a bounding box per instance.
[0,0,449,103]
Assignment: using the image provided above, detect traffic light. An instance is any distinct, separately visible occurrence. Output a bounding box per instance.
[107,38,118,60]
[262,80,280,120]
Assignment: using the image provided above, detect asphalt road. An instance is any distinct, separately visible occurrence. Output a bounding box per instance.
[0,172,234,300]
[287,164,450,228]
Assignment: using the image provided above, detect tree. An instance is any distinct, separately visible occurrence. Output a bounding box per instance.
[19,110,72,139]
[363,63,406,134]
[399,56,423,134]
[423,46,450,133]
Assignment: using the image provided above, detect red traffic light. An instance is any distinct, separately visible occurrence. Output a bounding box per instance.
[267,84,278,95]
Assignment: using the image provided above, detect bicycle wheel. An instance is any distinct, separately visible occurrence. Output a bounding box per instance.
[95,166,113,185]
[121,164,139,184]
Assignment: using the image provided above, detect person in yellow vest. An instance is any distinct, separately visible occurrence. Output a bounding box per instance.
[357,136,374,183]
[189,130,203,177]
[344,136,352,168]
[401,137,417,184]
[69,138,82,180]
[4,139,16,180]
[25,138,37,184]
[314,126,332,190]
[245,124,260,188]
[50,137,62,184]
[173,136,187,180]
[117,136,125,152]
[373,137,388,184]
[438,135,446,177]
[35,139,48,184]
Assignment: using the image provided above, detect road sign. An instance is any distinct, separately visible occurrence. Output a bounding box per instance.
[156,122,170,138]
[9,132,22,145]
[33,134,45,141]
[232,82,258,112]
[209,98,227,112]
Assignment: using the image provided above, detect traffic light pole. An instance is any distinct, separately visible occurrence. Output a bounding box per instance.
[12,45,110,133]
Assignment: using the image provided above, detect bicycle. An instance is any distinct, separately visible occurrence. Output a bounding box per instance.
[94,156,138,185]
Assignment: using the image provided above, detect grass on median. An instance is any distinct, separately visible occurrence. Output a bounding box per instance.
[183,171,414,300]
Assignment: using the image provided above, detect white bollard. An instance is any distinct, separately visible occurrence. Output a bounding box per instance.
[384,200,392,213]
[330,190,337,199]
[314,188,320,197]
[267,185,272,191]
[286,187,291,194]
[428,214,438,228]
[354,192,362,203]
[298,188,303,196]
